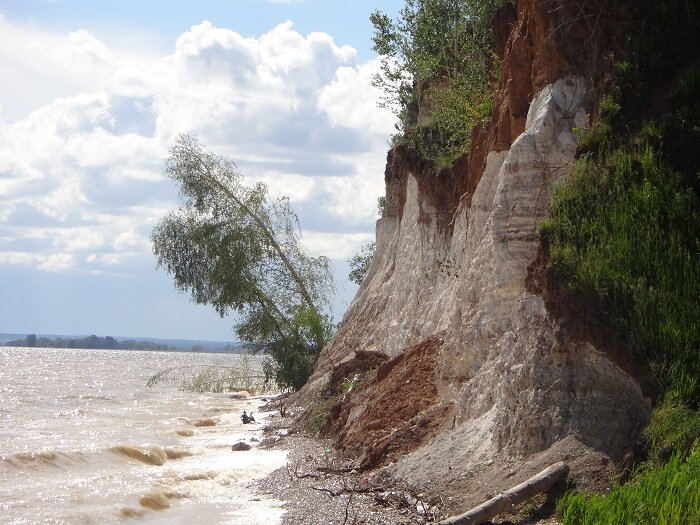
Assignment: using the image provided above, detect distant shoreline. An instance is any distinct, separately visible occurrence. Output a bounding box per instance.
[0,333,242,353]
[1,345,246,355]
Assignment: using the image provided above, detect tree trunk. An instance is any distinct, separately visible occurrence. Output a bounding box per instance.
[438,462,569,525]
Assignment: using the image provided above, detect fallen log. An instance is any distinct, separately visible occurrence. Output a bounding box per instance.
[438,461,569,525]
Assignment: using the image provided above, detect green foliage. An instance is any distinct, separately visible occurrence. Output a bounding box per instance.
[152,135,335,391]
[545,2,700,517]
[371,0,508,164]
[377,196,386,216]
[544,1,700,521]
[262,307,335,391]
[645,392,700,459]
[411,70,494,165]
[559,445,700,525]
[545,144,700,407]
[348,241,376,285]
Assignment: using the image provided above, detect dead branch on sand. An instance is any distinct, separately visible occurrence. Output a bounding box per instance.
[438,462,569,525]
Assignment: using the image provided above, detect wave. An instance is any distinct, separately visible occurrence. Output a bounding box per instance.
[138,491,171,510]
[204,405,233,413]
[139,489,186,511]
[110,444,196,465]
[193,417,218,427]
[64,394,117,402]
[50,408,86,418]
[3,443,195,472]
[165,447,193,460]
[2,449,88,469]
[119,492,176,517]
[118,506,146,519]
[182,471,215,481]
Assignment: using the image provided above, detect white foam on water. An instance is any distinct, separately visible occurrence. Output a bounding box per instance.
[0,347,288,525]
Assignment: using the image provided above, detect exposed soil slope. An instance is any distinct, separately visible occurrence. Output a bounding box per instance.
[323,338,454,469]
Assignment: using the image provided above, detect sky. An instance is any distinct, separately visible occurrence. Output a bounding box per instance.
[0,0,403,341]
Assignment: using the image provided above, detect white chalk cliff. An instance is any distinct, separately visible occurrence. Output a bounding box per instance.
[302,1,651,512]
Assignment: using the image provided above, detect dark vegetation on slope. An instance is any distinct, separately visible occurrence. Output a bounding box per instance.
[535,0,700,522]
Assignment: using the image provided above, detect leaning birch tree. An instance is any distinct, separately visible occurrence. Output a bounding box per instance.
[151,134,335,390]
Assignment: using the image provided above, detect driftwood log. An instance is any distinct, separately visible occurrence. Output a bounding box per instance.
[438,462,569,525]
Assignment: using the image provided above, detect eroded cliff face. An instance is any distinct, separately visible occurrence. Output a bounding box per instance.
[301,0,649,513]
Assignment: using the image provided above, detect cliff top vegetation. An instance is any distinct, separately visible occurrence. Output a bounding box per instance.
[371,0,510,166]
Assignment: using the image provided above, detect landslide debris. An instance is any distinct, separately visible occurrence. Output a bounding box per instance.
[321,338,455,469]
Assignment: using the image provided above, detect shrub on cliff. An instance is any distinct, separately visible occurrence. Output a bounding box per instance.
[547,0,699,520]
[371,0,509,165]
[542,0,700,413]
[543,143,700,408]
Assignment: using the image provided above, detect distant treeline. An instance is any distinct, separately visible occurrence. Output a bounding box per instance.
[6,334,173,351]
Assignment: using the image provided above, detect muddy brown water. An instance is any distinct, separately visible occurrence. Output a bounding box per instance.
[0,347,286,524]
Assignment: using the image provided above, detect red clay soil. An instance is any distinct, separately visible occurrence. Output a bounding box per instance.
[323,337,455,470]
[468,0,626,201]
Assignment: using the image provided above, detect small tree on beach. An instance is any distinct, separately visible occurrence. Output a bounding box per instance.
[151,134,335,390]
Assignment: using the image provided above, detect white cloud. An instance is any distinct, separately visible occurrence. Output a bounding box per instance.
[0,18,394,275]
[301,231,376,260]
[36,173,87,221]
[318,57,395,135]
[85,252,121,265]
[60,228,105,251]
[256,171,317,201]
[37,253,75,272]
[0,251,44,266]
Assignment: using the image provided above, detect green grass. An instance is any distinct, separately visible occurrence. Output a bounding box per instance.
[543,144,700,406]
[546,136,699,524]
[559,445,700,525]
[645,393,700,459]
[546,2,699,519]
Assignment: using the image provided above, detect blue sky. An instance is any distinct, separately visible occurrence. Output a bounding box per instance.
[0,1,400,60]
[0,0,402,341]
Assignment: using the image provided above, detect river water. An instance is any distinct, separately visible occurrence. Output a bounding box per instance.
[0,347,287,525]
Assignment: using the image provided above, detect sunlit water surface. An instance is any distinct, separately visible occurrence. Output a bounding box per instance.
[0,347,286,525]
